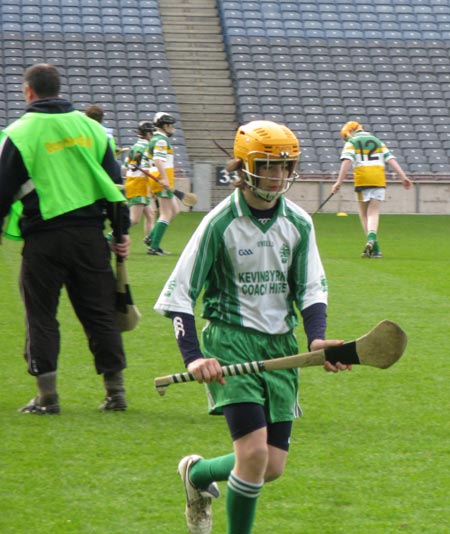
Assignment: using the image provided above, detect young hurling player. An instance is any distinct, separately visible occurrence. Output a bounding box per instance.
[332,121,413,258]
[123,121,157,244]
[155,121,351,534]
[145,112,180,256]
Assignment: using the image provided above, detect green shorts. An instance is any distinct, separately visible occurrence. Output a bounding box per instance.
[155,189,174,200]
[127,196,151,206]
[202,321,301,422]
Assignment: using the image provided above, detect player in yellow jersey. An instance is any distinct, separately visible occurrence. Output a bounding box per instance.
[145,112,180,256]
[332,121,413,258]
[123,121,157,245]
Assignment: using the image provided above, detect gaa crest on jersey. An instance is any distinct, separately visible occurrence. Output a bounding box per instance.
[279,243,290,264]
[280,243,291,263]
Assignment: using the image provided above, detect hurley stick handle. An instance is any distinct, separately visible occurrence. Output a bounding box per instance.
[154,350,327,396]
[155,360,266,395]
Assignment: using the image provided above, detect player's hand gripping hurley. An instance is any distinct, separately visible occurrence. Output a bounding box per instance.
[154,320,407,396]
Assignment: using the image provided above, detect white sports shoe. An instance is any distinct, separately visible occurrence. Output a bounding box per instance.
[361,239,374,258]
[178,454,220,534]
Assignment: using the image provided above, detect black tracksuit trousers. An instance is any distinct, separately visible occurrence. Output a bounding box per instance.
[19,227,126,376]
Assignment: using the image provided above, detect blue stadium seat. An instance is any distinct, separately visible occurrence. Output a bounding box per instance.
[2,0,449,177]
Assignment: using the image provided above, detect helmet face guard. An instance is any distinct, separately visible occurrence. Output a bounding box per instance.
[242,151,299,202]
[234,121,301,203]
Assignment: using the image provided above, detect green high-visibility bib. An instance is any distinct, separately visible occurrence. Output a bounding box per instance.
[2,110,125,239]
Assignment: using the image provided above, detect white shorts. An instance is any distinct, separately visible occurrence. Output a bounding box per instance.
[356,188,385,202]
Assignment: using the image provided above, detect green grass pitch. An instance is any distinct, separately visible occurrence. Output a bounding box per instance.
[0,211,449,533]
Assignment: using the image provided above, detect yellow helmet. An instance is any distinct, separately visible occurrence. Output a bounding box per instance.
[340,121,363,141]
[233,120,301,202]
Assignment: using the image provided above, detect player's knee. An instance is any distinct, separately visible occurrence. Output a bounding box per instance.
[264,463,285,482]
[240,441,269,473]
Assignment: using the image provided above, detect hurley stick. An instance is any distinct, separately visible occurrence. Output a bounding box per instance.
[154,320,407,396]
[131,165,197,207]
[312,192,334,216]
[113,203,141,332]
[213,139,232,158]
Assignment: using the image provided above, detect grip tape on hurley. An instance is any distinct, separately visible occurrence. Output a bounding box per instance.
[325,341,360,365]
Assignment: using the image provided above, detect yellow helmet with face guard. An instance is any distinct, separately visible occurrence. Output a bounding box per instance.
[233,120,301,202]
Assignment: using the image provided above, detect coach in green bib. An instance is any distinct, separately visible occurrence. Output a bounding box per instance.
[3,104,124,237]
[0,63,131,414]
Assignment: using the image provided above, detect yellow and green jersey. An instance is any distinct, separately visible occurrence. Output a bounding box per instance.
[147,131,174,193]
[123,137,156,199]
[341,131,394,189]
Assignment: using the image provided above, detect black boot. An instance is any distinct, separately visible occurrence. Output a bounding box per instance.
[99,371,127,411]
[20,372,60,414]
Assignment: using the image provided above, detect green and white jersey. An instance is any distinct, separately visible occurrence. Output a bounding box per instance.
[155,189,328,335]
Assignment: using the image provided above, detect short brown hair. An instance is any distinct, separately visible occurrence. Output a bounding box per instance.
[225,158,245,189]
[85,104,105,123]
[23,63,60,99]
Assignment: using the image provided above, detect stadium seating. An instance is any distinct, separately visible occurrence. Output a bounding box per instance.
[1,1,450,177]
[0,1,191,174]
[218,0,450,175]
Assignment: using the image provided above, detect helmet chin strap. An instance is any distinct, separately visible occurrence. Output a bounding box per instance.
[246,181,281,203]
[243,171,283,203]
[252,187,280,203]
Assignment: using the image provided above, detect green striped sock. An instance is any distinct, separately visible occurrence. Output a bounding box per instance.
[226,471,262,534]
[149,220,168,249]
[189,453,235,489]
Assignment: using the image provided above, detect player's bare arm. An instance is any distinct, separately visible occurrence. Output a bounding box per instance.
[387,159,413,189]
[331,159,352,194]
